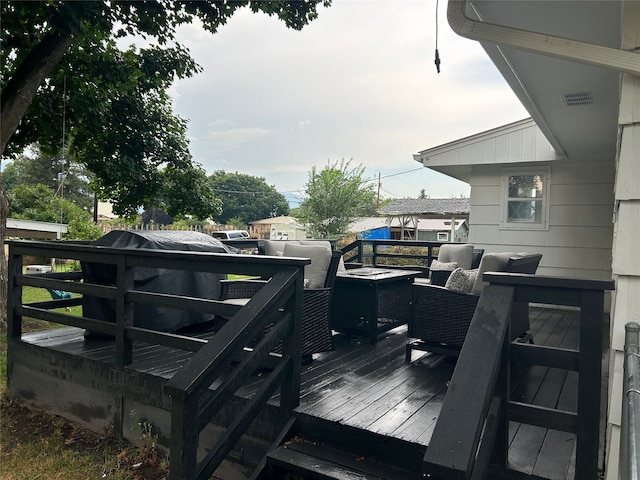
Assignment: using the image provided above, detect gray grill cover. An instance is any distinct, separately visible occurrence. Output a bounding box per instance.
[82,230,231,334]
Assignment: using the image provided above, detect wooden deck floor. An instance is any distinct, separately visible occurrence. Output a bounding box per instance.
[17,305,590,480]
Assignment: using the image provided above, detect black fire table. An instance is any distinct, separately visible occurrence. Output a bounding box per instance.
[330,267,421,345]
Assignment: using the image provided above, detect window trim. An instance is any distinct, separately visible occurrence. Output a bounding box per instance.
[500,167,550,231]
[437,232,449,241]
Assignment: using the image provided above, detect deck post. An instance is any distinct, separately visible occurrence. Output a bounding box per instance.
[7,248,23,340]
[114,258,134,436]
[169,393,199,480]
[278,270,304,412]
[576,288,606,479]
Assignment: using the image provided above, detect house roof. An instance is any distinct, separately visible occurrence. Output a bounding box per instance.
[414,118,564,183]
[378,198,470,216]
[249,215,301,226]
[6,218,68,239]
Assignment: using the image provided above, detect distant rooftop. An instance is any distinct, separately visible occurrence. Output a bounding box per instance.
[378,198,470,216]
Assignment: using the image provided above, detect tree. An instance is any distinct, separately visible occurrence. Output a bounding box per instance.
[1,1,328,155]
[2,145,94,212]
[0,0,328,327]
[297,159,376,238]
[8,183,102,240]
[208,171,289,225]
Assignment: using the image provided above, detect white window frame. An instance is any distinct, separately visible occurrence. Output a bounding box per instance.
[437,232,449,241]
[500,167,550,230]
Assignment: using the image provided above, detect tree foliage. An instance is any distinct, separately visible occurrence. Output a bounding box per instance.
[208,171,289,225]
[0,0,328,328]
[297,159,376,238]
[8,183,102,240]
[2,145,94,212]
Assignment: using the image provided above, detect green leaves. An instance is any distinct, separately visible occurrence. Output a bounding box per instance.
[208,171,289,224]
[298,159,376,238]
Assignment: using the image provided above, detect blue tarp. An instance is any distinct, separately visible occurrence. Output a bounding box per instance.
[359,226,391,240]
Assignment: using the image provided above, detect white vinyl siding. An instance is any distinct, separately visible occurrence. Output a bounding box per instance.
[469,161,614,280]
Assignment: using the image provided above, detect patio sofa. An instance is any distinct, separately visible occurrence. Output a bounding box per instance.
[407,252,543,359]
[219,240,342,359]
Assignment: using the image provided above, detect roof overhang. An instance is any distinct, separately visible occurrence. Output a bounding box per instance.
[414,118,565,183]
[447,0,633,164]
[6,218,68,240]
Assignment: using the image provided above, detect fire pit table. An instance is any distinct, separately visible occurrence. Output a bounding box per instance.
[330,267,421,345]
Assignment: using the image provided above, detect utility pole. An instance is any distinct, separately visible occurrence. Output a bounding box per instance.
[376,172,381,209]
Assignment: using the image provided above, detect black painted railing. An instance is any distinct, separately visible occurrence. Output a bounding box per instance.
[340,239,445,275]
[7,240,308,480]
[423,273,614,480]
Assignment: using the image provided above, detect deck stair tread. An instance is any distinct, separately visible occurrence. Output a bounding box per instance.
[267,440,421,480]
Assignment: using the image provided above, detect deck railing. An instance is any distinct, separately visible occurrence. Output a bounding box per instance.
[622,322,640,480]
[340,239,444,275]
[7,240,308,480]
[423,273,614,479]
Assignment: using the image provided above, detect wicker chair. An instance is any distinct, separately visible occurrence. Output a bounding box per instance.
[219,249,342,359]
[429,247,485,287]
[407,253,542,359]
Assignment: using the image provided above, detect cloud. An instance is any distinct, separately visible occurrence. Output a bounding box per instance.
[171,0,528,198]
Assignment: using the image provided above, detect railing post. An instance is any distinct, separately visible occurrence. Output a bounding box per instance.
[575,288,606,480]
[279,268,304,412]
[114,256,134,437]
[7,247,23,340]
[622,322,640,480]
[169,393,199,480]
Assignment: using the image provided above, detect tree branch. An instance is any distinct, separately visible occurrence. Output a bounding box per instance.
[1,30,73,156]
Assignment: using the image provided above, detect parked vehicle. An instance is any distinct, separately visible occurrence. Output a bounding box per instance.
[211,230,250,240]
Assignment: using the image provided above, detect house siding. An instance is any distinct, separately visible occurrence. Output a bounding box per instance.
[606,3,640,477]
[468,161,615,280]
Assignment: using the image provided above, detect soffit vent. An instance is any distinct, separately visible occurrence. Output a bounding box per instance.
[562,91,593,107]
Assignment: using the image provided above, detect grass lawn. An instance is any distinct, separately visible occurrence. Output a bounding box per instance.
[1,284,169,479]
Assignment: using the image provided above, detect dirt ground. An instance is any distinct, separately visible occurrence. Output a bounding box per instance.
[0,394,169,479]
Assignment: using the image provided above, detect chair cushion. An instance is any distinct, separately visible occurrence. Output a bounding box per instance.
[445,268,478,293]
[437,244,474,270]
[263,240,300,256]
[429,259,458,276]
[470,252,514,295]
[282,243,332,289]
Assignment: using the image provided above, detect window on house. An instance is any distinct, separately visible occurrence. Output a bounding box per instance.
[437,232,449,241]
[501,168,550,230]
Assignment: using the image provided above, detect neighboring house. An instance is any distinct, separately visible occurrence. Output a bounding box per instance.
[414,2,639,478]
[348,216,468,242]
[377,198,470,241]
[96,201,118,223]
[249,215,308,240]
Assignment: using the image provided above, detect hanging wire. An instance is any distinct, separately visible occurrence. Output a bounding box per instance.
[435,0,441,73]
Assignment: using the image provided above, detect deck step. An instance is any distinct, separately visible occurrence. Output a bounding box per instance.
[266,441,421,480]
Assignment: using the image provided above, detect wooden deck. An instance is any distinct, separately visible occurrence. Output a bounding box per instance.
[12,305,593,480]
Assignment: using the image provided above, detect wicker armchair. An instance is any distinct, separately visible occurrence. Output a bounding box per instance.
[219,249,342,358]
[407,253,542,359]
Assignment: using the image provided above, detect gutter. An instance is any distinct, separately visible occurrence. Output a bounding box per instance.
[448,0,640,77]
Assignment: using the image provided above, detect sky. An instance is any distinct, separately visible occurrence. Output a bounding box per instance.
[168,0,529,206]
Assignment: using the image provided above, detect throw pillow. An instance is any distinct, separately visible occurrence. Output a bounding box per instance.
[445,268,479,293]
[429,259,457,275]
[282,243,332,289]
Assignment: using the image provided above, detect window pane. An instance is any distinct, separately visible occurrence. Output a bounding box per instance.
[508,174,543,199]
[508,200,543,223]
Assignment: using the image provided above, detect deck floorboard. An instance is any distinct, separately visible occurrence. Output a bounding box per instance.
[16,306,587,480]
